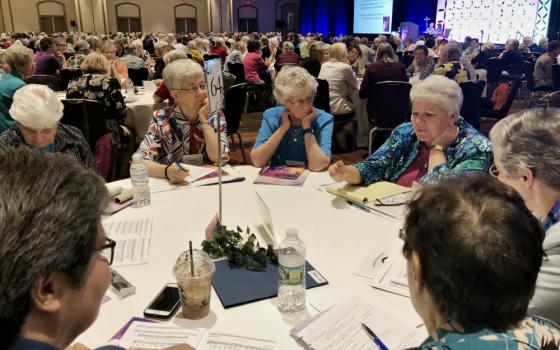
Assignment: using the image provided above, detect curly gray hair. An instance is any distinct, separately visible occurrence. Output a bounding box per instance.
[273,66,318,105]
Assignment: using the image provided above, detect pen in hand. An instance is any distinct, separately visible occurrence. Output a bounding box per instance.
[361,323,389,350]
[173,161,188,172]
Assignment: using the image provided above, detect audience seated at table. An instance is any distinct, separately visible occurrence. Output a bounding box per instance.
[120,44,145,70]
[402,174,560,349]
[521,36,534,59]
[499,39,525,75]
[406,45,436,81]
[34,37,67,76]
[301,42,328,78]
[210,37,229,64]
[0,148,194,350]
[67,39,90,69]
[275,41,300,71]
[186,40,204,66]
[135,59,229,184]
[348,43,365,77]
[0,84,97,173]
[433,43,469,84]
[251,66,333,171]
[533,37,549,54]
[359,43,408,118]
[533,40,560,90]
[223,40,245,73]
[101,41,129,87]
[330,75,492,186]
[0,44,34,133]
[462,38,480,61]
[243,40,273,85]
[490,108,560,324]
[132,38,151,62]
[153,50,189,105]
[67,52,127,146]
[262,36,280,64]
[471,41,498,70]
[153,41,173,79]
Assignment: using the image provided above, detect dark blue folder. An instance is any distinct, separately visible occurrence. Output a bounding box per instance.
[212,260,328,308]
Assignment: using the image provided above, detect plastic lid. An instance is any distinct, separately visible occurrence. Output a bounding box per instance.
[286,228,298,238]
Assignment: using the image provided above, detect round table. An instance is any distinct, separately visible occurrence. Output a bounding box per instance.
[79,166,422,349]
[123,88,162,144]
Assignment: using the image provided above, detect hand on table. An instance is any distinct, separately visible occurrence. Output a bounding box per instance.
[168,164,189,184]
[328,160,347,182]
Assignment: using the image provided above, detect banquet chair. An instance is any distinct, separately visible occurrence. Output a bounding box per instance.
[524,60,552,108]
[459,80,486,130]
[227,62,245,84]
[368,81,412,155]
[480,76,522,121]
[313,79,330,113]
[485,57,503,97]
[59,69,82,91]
[402,52,414,68]
[223,83,248,164]
[128,67,149,86]
[25,75,60,91]
[553,64,560,91]
[204,54,221,61]
[550,91,560,108]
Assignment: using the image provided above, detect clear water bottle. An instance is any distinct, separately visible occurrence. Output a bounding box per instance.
[129,153,150,208]
[277,228,306,312]
[126,79,135,99]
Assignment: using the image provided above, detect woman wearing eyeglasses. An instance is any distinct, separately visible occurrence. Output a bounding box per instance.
[250,66,333,172]
[134,59,229,184]
[489,108,560,324]
[329,75,492,187]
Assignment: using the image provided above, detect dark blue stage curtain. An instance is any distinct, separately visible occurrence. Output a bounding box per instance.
[393,0,438,33]
[300,0,349,35]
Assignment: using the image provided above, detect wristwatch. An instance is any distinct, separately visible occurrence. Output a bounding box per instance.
[430,144,445,152]
[303,128,313,135]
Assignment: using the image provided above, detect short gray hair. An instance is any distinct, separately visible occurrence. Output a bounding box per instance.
[0,148,109,347]
[188,40,198,49]
[273,66,318,105]
[440,43,462,61]
[490,108,560,190]
[410,75,463,116]
[73,39,90,53]
[163,49,188,64]
[131,39,143,49]
[154,41,168,50]
[10,84,63,129]
[3,44,33,73]
[282,41,294,52]
[163,59,203,90]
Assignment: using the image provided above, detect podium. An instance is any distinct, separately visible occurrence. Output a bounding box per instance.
[400,22,419,42]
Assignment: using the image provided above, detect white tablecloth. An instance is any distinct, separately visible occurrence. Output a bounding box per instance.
[78,166,422,349]
[123,88,159,144]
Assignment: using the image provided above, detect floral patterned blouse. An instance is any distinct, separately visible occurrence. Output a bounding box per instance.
[354,117,493,185]
[433,62,469,84]
[66,74,127,147]
[412,316,560,349]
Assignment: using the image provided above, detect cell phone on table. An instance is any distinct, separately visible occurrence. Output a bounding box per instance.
[143,283,181,319]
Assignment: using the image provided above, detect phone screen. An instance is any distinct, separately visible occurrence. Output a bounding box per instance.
[147,285,180,312]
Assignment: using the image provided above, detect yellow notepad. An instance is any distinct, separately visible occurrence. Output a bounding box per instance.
[326,181,411,203]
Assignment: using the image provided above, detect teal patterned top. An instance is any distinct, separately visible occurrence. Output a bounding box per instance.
[414,316,560,349]
[354,118,493,185]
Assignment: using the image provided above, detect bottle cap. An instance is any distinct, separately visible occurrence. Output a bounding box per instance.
[286,228,298,238]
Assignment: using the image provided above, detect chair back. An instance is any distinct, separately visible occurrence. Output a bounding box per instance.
[204,54,221,61]
[524,60,535,91]
[59,69,82,91]
[370,81,412,127]
[553,64,560,91]
[550,91,560,108]
[486,57,503,83]
[25,75,60,91]
[227,62,245,84]
[402,52,414,68]
[459,80,486,130]
[128,67,149,86]
[223,83,247,135]
[61,99,107,152]
[497,77,523,118]
[313,78,330,113]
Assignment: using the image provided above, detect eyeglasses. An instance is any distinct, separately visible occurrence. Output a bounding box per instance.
[488,164,500,178]
[287,96,313,107]
[99,238,116,265]
[175,83,207,94]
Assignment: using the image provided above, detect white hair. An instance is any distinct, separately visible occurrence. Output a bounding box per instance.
[410,75,463,116]
[163,49,188,64]
[131,39,143,49]
[187,40,198,49]
[214,37,225,46]
[154,41,168,50]
[273,66,318,105]
[173,43,186,51]
[10,84,63,129]
[269,37,279,47]
[163,59,203,90]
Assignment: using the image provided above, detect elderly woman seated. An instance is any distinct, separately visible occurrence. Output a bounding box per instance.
[433,43,469,84]
[329,75,492,186]
[134,59,228,184]
[0,84,97,172]
[120,44,145,70]
[153,50,189,105]
[0,44,34,133]
[66,52,127,151]
[403,175,560,349]
[251,66,333,171]
[490,108,560,323]
[101,40,129,87]
[406,45,436,82]
[275,41,300,71]
[67,39,90,69]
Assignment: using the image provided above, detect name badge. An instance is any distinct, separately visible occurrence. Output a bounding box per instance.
[286,160,305,167]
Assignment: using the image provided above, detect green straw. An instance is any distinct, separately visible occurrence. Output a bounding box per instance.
[189,241,194,276]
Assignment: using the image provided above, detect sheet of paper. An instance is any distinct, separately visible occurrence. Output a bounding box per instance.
[147,164,215,193]
[103,218,154,267]
[292,297,426,350]
[203,333,280,350]
[365,244,410,297]
[119,322,205,349]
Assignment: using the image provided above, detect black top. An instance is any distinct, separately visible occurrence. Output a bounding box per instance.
[501,49,525,75]
[472,49,499,69]
[302,58,321,78]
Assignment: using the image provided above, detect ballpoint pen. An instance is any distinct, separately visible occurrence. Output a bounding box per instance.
[173,160,188,172]
[347,200,371,212]
[361,323,389,350]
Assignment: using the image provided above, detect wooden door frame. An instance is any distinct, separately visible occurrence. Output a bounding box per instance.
[36,0,67,32]
[237,5,258,32]
[115,2,142,32]
[174,4,197,34]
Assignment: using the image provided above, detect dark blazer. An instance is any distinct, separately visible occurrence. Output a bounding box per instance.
[472,49,499,69]
[500,49,525,75]
[359,60,408,118]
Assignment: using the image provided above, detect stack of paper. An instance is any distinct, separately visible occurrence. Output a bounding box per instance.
[326,181,411,203]
[149,164,245,193]
[290,297,425,350]
[102,217,154,267]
